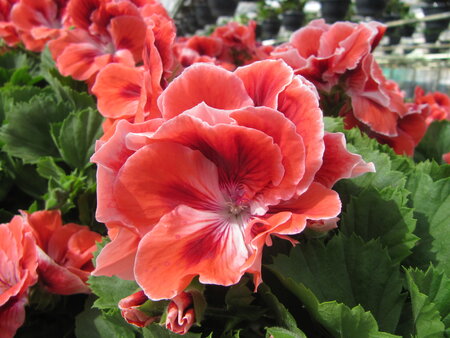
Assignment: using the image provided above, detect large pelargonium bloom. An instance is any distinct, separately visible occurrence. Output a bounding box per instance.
[0,215,38,337]
[92,60,374,300]
[271,19,385,90]
[23,210,102,295]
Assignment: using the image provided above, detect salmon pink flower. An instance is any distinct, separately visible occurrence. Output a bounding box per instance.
[49,0,170,82]
[92,60,374,301]
[166,292,195,335]
[271,19,385,90]
[414,86,450,125]
[10,0,69,51]
[92,15,176,130]
[340,56,426,155]
[0,0,20,46]
[118,290,159,327]
[0,215,38,338]
[23,210,102,295]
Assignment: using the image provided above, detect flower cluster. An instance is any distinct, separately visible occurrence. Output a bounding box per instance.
[271,19,427,156]
[0,210,101,336]
[0,0,448,336]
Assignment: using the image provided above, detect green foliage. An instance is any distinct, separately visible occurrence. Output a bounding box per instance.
[405,171,450,274]
[340,186,418,264]
[0,94,72,162]
[52,108,103,169]
[414,120,450,164]
[268,235,406,333]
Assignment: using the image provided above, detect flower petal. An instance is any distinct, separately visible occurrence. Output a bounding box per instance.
[234,59,293,109]
[157,63,253,119]
[135,205,251,300]
[92,63,144,119]
[114,141,225,228]
[314,132,375,188]
[277,76,325,195]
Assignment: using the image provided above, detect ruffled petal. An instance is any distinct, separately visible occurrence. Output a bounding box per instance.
[135,205,251,300]
[314,132,375,188]
[157,63,253,119]
[230,106,305,204]
[234,59,293,109]
[151,113,285,206]
[277,76,325,194]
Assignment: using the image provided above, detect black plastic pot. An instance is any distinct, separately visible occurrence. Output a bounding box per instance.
[320,0,350,23]
[355,0,387,18]
[261,17,281,40]
[383,15,402,46]
[194,3,217,26]
[423,4,450,43]
[281,10,304,31]
[401,23,416,37]
[207,0,238,16]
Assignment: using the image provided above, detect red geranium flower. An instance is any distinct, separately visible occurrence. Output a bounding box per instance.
[271,19,385,90]
[414,86,450,125]
[23,210,102,295]
[49,0,169,83]
[0,0,20,46]
[92,60,374,300]
[10,0,69,51]
[0,215,38,338]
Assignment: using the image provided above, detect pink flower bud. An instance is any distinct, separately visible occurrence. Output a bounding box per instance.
[118,291,158,328]
[165,292,195,335]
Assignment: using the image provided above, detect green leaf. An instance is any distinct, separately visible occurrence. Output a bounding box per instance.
[36,157,65,180]
[265,326,306,338]
[341,186,417,263]
[271,279,398,338]
[415,161,450,181]
[88,275,140,311]
[405,268,446,337]
[414,120,450,163]
[406,172,450,274]
[75,297,136,338]
[54,108,103,169]
[0,95,72,162]
[259,284,304,335]
[268,235,405,333]
[406,265,450,334]
[324,116,345,133]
